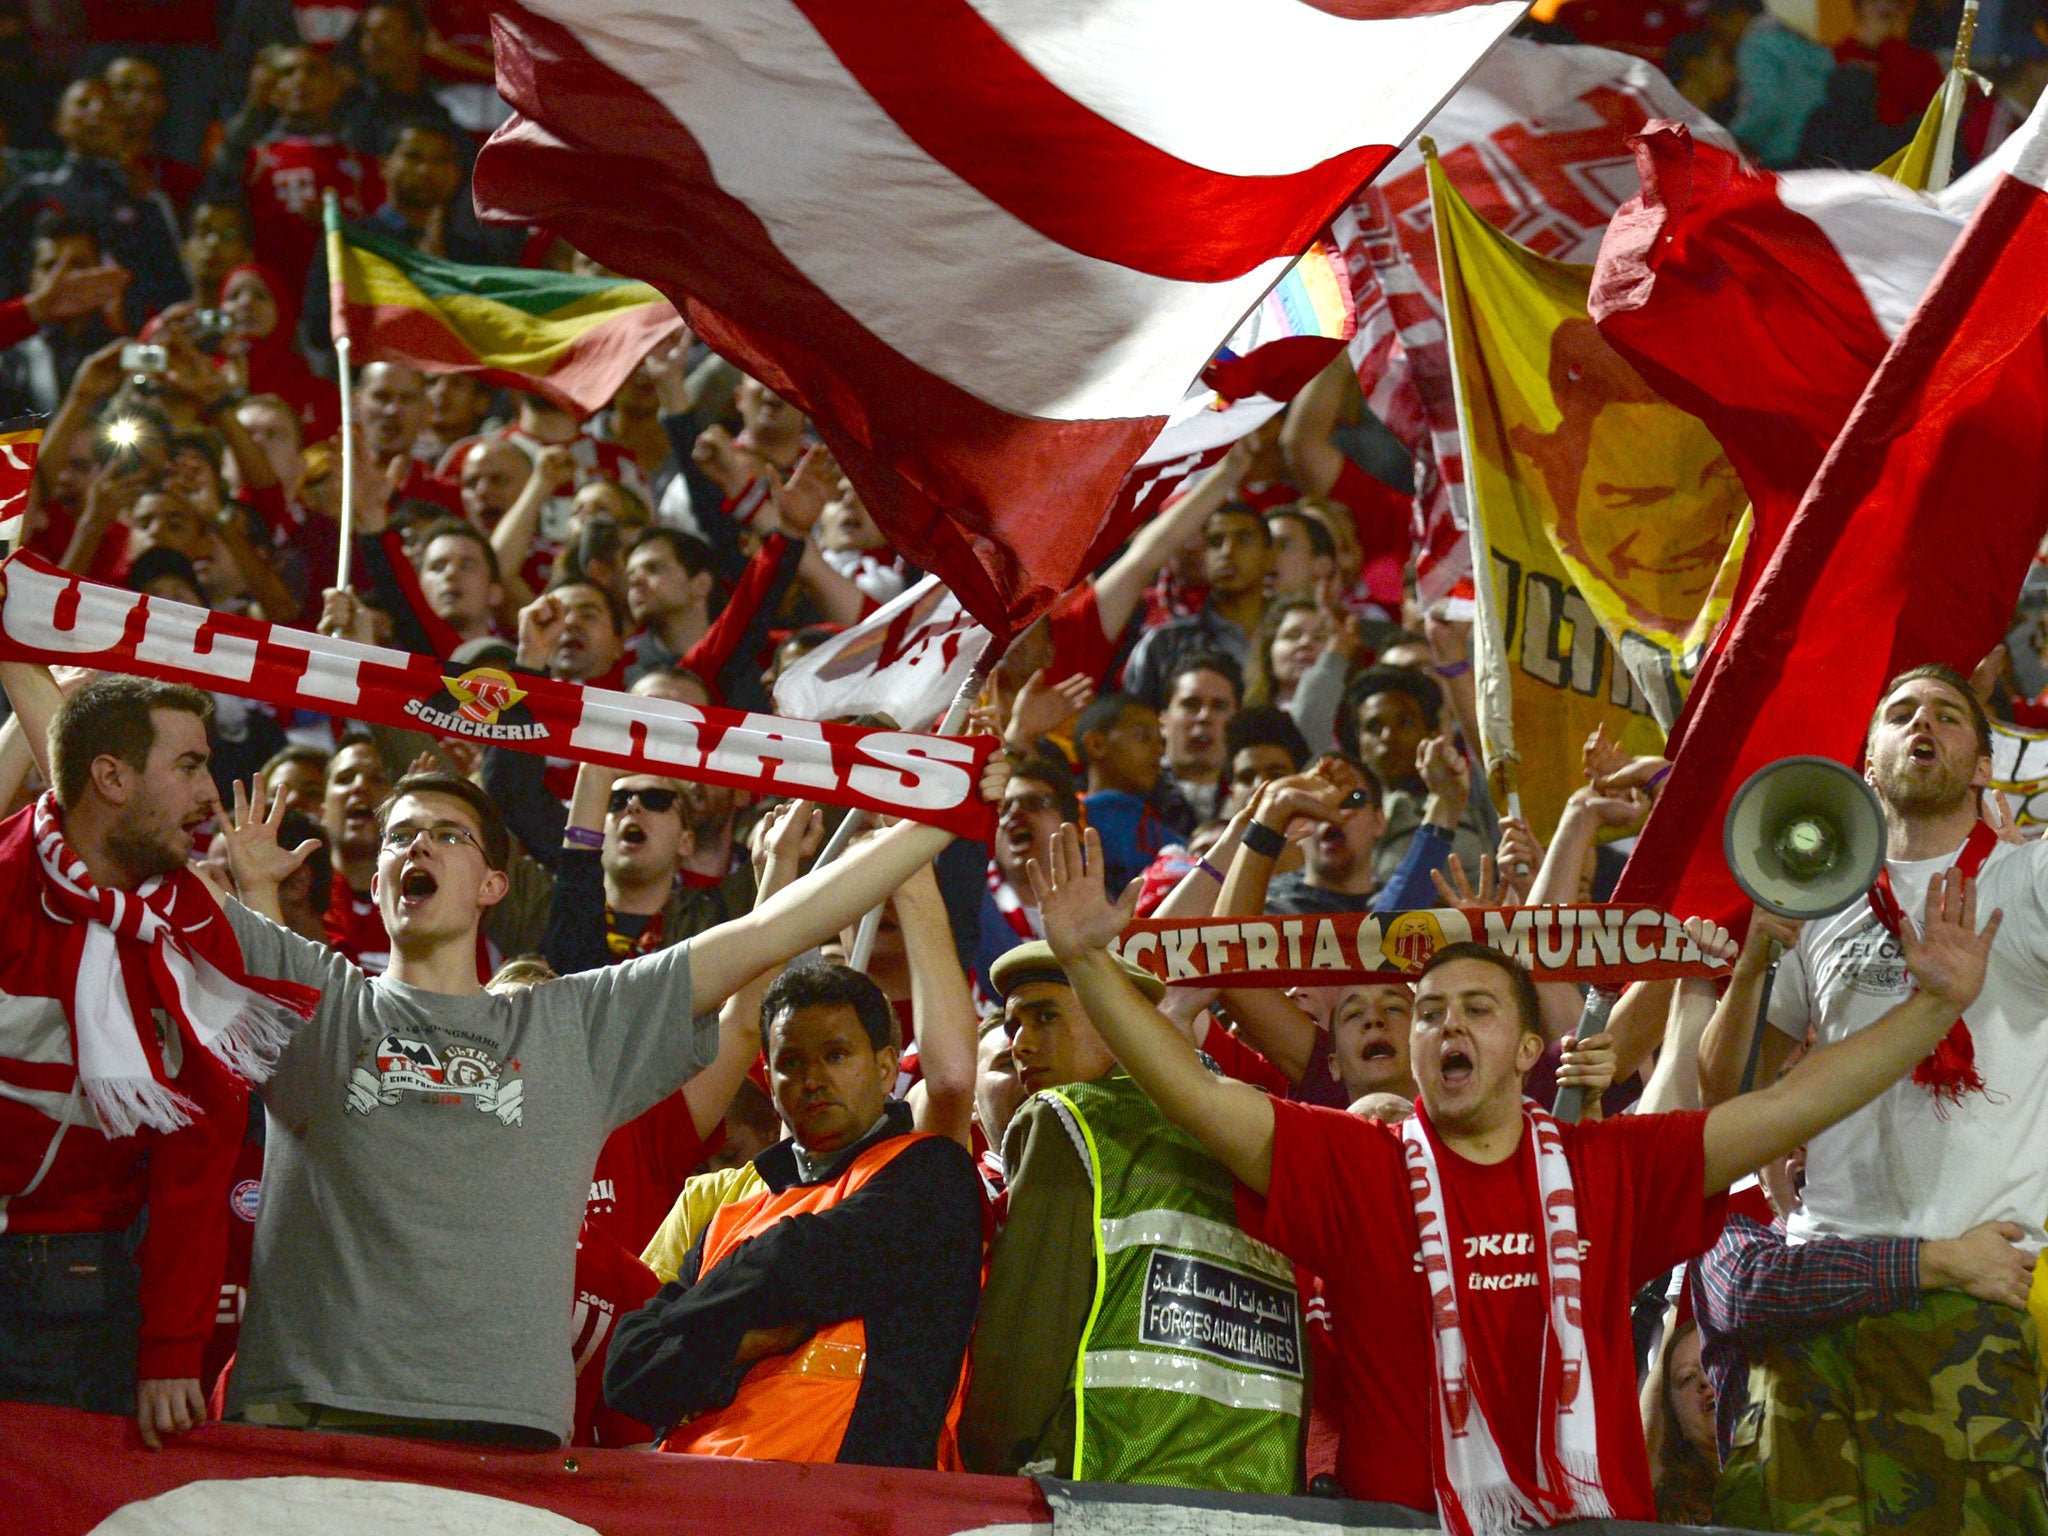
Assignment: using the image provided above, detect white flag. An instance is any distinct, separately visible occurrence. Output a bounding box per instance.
[772,576,991,731]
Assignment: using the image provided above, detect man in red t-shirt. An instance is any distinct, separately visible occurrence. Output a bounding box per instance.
[1024,824,2000,1528]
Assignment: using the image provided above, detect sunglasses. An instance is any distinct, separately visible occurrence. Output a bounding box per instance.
[608,787,681,816]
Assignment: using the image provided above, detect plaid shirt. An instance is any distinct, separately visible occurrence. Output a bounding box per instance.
[1691,1211,1922,1458]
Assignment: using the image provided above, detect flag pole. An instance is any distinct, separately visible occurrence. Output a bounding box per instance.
[1422,141,1524,832]
[1927,0,1980,195]
[847,646,998,973]
[325,191,357,593]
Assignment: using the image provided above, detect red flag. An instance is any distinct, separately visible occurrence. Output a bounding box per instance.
[1611,105,2048,924]
[471,0,1528,640]
[2,1401,1050,1535]
[1588,122,1977,682]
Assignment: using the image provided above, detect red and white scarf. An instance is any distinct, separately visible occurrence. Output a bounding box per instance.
[986,858,1039,945]
[30,795,319,1138]
[1401,1106,1611,1536]
[1867,820,1997,1106]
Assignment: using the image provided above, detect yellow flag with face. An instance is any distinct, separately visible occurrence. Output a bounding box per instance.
[1432,153,1749,840]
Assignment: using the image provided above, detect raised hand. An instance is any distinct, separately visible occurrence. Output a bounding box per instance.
[1430,851,1500,912]
[1732,906,1801,976]
[1556,1029,1617,1101]
[221,776,319,899]
[1901,870,2002,1013]
[318,587,373,642]
[1683,914,1740,967]
[764,445,835,537]
[1007,668,1094,748]
[1251,772,1340,841]
[516,590,568,669]
[1417,733,1470,813]
[1495,816,1542,900]
[531,444,577,496]
[692,423,751,496]
[1027,823,1140,960]
[752,798,825,883]
[1984,787,2030,846]
[976,750,1012,806]
[1582,723,1629,786]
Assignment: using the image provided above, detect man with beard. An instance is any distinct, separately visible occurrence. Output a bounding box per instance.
[0,673,310,1451]
[1252,755,1462,916]
[1025,820,2003,1527]
[318,738,393,972]
[622,529,715,686]
[961,938,1308,1491]
[201,733,1008,1448]
[1695,664,2048,1533]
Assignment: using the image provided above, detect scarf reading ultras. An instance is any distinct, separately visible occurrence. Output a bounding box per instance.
[27,795,319,1137]
[1401,1106,1611,1536]
[1866,819,1998,1106]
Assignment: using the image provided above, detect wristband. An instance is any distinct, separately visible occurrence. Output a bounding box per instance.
[1433,659,1472,679]
[563,825,605,850]
[1242,820,1286,860]
[1197,857,1225,884]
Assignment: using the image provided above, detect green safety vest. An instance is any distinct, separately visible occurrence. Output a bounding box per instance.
[1041,1073,1305,1495]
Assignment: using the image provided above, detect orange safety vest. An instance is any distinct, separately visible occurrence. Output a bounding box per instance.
[660,1131,968,1467]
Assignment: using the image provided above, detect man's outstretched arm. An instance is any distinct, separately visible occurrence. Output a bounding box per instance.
[685,757,1010,1013]
[1033,823,1278,1195]
[1702,869,2000,1195]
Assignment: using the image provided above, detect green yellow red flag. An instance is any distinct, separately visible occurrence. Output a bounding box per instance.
[324,207,682,415]
[1430,151,1749,840]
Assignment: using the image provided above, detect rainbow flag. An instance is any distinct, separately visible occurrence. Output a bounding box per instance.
[325,201,683,415]
[1199,237,1356,404]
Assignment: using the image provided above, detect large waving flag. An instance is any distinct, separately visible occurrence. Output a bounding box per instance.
[1432,153,1747,838]
[1610,99,2048,926]
[326,214,684,415]
[1335,37,1742,615]
[473,0,1528,640]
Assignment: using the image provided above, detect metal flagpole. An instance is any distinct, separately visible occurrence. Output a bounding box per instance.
[847,648,999,972]
[1927,0,1981,195]
[324,191,357,593]
[1423,141,1528,847]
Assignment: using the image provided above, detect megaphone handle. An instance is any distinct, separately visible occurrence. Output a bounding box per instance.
[1737,941,1787,1097]
[1551,985,1620,1124]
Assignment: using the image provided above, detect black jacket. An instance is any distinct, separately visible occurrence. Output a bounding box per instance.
[604,1102,983,1467]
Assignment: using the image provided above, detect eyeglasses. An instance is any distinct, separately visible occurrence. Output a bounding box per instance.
[1336,788,1375,814]
[1001,792,1061,817]
[381,822,483,854]
[608,787,680,816]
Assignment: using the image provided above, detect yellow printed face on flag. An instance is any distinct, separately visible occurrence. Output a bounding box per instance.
[1433,156,1748,840]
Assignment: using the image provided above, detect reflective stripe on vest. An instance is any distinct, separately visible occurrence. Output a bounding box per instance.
[1042,1077,1304,1495]
[662,1132,918,1464]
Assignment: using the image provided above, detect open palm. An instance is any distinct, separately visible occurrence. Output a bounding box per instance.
[1027,824,1138,959]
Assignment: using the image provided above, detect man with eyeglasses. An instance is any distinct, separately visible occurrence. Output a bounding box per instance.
[203,748,1009,1448]
[973,759,1077,1000]
[1258,754,1465,917]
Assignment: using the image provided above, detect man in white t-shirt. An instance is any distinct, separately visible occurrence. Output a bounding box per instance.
[1702,662,2047,1532]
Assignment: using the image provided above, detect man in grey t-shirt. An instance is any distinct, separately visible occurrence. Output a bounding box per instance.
[216,761,1005,1445]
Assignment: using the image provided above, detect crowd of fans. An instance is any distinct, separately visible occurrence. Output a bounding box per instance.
[0,3,2045,1535]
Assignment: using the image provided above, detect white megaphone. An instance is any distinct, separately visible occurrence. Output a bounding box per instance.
[1723,755,1889,921]
[1554,756,1888,1122]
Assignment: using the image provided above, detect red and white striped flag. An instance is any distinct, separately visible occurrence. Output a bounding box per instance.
[473,0,1528,640]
